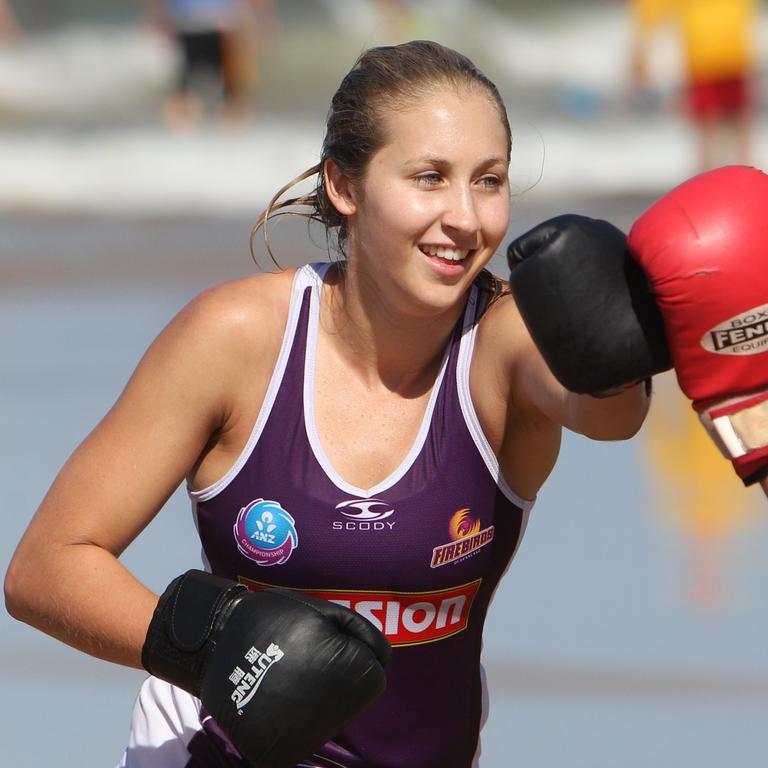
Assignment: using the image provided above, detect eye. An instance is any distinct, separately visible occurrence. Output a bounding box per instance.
[415,172,443,187]
[478,175,502,189]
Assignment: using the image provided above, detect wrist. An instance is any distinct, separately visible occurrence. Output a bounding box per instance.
[142,570,248,695]
[589,377,652,399]
[698,390,768,486]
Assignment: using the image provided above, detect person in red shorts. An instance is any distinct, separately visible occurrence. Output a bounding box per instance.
[629,0,758,172]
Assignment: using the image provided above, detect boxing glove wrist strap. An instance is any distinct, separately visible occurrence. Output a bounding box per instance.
[699,391,768,486]
[590,378,653,399]
[141,570,248,695]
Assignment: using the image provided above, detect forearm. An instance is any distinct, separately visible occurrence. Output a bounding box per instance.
[567,381,651,441]
[5,542,157,670]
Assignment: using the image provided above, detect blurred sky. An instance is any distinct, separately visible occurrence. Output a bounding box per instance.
[3,2,768,767]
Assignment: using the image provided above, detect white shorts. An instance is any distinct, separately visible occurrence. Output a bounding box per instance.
[116,676,206,768]
[117,676,339,767]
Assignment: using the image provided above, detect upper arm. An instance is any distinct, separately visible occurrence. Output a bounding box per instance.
[479,295,570,429]
[481,295,650,443]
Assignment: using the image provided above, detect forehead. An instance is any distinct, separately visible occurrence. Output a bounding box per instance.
[376,85,509,162]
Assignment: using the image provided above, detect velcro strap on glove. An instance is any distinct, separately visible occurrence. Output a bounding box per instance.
[141,570,248,695]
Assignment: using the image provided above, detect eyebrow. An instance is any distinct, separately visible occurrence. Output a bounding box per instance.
[401,154,508,169]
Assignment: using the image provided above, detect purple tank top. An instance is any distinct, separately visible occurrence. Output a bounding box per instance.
[190,263,533,768]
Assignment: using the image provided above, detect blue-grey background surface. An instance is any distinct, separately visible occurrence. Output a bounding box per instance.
[3,1,768,765]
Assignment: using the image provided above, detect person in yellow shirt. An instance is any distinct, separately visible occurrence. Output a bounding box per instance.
[630,0,758,171]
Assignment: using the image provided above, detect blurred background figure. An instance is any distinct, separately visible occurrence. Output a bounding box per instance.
[144,0,278,128]
[373,0,421,42]
[629,0,759,172]
[317,0,428,45]
[0,0,21,39]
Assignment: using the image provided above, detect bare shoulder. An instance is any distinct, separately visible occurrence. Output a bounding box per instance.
[472,290,532,387]
[131,267,299,417]
[182,268,296,342]
[472,287,562,420]
[469,289,537,437]
[163,267,298,369]
[470,287,562,499]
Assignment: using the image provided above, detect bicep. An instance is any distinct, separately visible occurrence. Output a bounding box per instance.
[472,298,563,498]
[492,300,573,430]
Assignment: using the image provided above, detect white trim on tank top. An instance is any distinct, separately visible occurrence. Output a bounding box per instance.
[303,267,453,498]
[187,263,536,511]
[471,497,532,767]
[188,263,324,503]
[455,290,535,511]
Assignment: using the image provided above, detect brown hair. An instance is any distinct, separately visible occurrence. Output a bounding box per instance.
[251,39,511,266]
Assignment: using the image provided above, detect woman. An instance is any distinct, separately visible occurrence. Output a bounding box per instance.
[5,40,650,767]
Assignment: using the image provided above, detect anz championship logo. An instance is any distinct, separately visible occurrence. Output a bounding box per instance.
[234,499,298,566]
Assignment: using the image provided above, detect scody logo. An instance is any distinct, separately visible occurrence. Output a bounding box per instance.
[333,498,396,531]
[229,643,284,715]
[702,304,768,356]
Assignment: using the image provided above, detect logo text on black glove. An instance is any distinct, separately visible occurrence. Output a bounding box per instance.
[229,643,285,715]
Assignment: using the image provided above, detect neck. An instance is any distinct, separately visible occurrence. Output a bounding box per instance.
[320,263,467,394]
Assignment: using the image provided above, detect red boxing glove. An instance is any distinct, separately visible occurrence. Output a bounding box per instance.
[629,165,768,485]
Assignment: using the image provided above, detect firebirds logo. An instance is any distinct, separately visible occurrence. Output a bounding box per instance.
[239,577,482,647]
[430,508,494,568]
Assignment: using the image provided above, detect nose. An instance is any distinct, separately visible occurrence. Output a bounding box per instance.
[442,184,481,243]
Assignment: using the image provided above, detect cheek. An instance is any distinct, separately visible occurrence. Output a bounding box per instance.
[370,188,435,238]
[482,198,510,244]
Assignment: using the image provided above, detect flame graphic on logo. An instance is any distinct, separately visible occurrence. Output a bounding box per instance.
[448,508,481,541]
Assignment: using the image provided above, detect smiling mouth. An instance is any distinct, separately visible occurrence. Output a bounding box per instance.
[419,245,472,262]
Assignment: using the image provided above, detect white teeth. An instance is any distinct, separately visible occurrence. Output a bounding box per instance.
[421,246,469,261]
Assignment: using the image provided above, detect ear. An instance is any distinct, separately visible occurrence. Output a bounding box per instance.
[323,158,357,216]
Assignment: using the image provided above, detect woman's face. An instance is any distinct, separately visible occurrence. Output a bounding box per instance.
[344,84,510,316]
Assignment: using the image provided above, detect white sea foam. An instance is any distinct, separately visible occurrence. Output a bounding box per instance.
[0,114,719,214]
[0,120,323,214]
[0,26,174,119]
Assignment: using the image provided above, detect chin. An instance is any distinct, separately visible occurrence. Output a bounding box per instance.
[408,280,475,318]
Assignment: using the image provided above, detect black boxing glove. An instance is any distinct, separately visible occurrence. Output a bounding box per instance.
[142,569,391,767]
[507,214,671,395]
